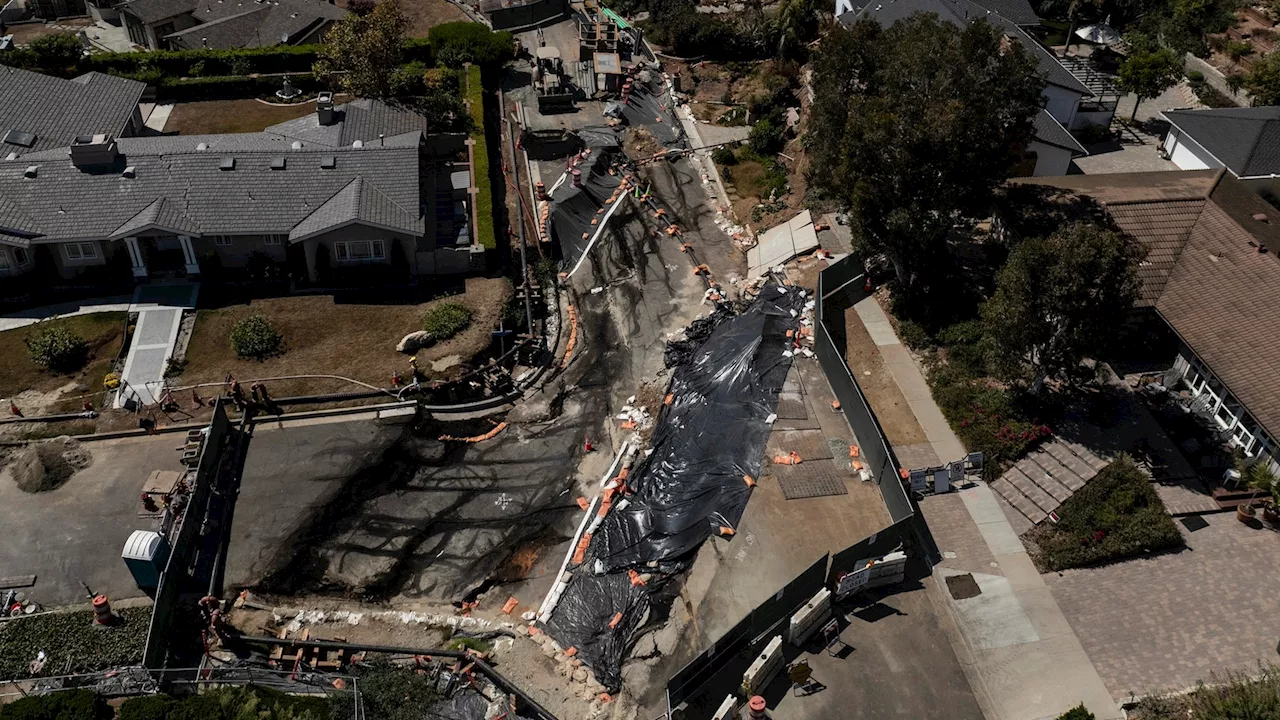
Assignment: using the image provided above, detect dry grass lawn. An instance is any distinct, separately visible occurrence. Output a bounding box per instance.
[335,0,466,36]
[177,277,512,398]
[0,313,127,402]
[164,99,318,135]
[8,20,91,46]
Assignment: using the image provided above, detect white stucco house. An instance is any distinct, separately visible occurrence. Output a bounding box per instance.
[1161,107,1280,199]
[835,0,1101,176]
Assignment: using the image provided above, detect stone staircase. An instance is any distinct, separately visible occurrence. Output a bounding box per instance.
[990,437,1110,535]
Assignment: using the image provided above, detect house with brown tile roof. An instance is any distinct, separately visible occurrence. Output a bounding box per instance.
[1005,169,1280,474]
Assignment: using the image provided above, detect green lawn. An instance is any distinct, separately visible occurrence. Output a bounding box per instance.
[1026,456,1184,571]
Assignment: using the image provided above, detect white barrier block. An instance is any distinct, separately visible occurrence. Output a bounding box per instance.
[787,587,832,646]
[712,695,737,720]
[743,635,784,696]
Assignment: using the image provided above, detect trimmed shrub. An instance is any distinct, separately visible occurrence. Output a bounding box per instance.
[465,65,496,250]
[230,315,284,360]
[428,22,514,68]
[710,146,737,165]
[1026,456,1185,571]
[422,302,472,339]
[0,689,110,720]
[117,696,175,720]
[80,44,322,78]
[154,73,323,102]
[896,319,932,351]
[1056,705,1095,720]
[748,117,784,155]
[929,362,1051,479]
[25,324,89,372]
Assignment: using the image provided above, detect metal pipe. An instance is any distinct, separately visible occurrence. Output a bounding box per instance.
[235,636,558,720]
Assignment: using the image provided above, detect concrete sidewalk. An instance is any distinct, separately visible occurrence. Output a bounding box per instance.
[0,295,134,332]
[850,295,1122,720]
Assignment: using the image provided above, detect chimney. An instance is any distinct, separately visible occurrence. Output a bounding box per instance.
[70,134,119,168]
[317,91,336,126]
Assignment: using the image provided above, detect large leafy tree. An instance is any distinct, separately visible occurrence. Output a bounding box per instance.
[982,223,1141,392]
[1246,52,1280,106]
[314,0,408,99]
[27,33,84,76]
[1115,34,1183,121]
[805,14,1043,298]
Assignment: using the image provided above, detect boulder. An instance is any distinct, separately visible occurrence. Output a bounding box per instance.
[397,331,434,354]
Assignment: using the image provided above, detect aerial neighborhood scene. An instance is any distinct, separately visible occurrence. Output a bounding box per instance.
[2,0,1280,714]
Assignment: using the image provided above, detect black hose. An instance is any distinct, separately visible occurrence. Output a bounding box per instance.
[235,636,558,720]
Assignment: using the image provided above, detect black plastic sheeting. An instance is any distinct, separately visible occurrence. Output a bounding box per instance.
[427,689,535,720]
[544,285,804,690]
[620,71,684,147]
[547,136,625,268]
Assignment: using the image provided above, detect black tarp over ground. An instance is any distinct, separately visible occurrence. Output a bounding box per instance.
[547,133,624,268]
[543,285,804,690]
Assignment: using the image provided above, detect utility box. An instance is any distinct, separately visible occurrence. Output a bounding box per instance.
[122,530,171,590]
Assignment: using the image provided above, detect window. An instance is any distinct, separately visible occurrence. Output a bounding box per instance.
[0,249,9,269]
[264,235,284,246]
[213,236,234,247]
[14,248,28,265]
[333,240,386,262]
[64,242,98,260]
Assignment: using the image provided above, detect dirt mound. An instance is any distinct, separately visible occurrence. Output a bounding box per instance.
[623,127,665,161]
[6,437,93,493]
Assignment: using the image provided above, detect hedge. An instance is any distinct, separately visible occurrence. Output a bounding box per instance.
[152,73,324,102]
[86,40,431,80]
[466,65,496,250]
[1026,456,1184,571]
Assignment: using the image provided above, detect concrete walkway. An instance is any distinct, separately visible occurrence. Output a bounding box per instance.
[0,295,135,332]
[850,295,1122,720]
[144,103,174,133]
[116,284,198,408]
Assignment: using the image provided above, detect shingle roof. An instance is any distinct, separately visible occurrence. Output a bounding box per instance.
[163,0,346,49]
[1162,107,1280,179]
[288,176,421,241]
[265,98,441,147]
[0,68,145,155]
[1032,108,1087,154]
[837,0,1090,96]
[0,133,422,242]
[1009,170,1280,441]
[116,0,195,24]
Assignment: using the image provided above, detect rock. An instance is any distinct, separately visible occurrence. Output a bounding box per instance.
[620,661,651,689]
[541,644,558,658]
[651,622,681,656]
[396,331,434,354]
[556,661,573,677]
[431,354,462,372]
[554,652,569,664]
[515,625,529,636]
[579,686,595,701]
[589,700,602,715]
[573,668,588,683]
[630,632,658,659]
[587,681,605,695]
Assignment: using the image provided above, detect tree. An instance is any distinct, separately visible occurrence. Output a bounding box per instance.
[1225,71,1245,96]
[804,14,1043,300]
[1061,0,1102,55]
[1115,37,1183,121]
[313,0,407,99]
[982,223,1141,392]
[27,33,84,76]
[1163,0,1236,55]
[427,22,514,68]
[1246,51,1280,105]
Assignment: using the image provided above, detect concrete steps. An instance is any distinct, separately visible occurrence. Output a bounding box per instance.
[989,437,1108,532]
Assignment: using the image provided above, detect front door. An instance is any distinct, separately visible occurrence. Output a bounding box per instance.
[145,237,188,278]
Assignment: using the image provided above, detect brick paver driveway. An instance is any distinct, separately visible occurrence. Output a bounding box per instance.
[1044,513,1280,701]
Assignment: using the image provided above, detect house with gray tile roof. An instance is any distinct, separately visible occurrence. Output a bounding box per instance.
[1161,107,1280,199]
[0,96,479,292]
[0,67,146,155]
[117,0,346,50]
[834,0,1111,176]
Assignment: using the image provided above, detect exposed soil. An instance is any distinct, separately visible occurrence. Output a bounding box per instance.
[842,306,929,447]
[0,313,127,400]
[7,19,91,46]
[177,277,513,398]
[622,127,664,161]
[164,99,319,135]
[1,437,93,493]
[335,0,467,37]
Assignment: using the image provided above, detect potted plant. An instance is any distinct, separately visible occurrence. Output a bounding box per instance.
[1246,462,1280,524]
[1238,501,1257,523]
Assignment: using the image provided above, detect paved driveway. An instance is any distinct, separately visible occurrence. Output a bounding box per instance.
[1045,513,1280,701]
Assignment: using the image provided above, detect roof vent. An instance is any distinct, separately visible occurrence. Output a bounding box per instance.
[320,155,336,169]
[219,157,235,171]
[271,157,286,170]
[1253,212,1269,223]
[4,129,37,148]
[122,165,136,178]
[23,165,36,178]
[197,142,208,151]
[4,152,16,161]
[352,140,363,148]
[291,141,302,150]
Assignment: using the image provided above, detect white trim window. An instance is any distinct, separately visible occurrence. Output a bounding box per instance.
[213,236,234,247]
[0,248,9,270]
[63,242,98,260]
[264,235,285,246]
[14,248,28,265]
[333,239,386,262]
